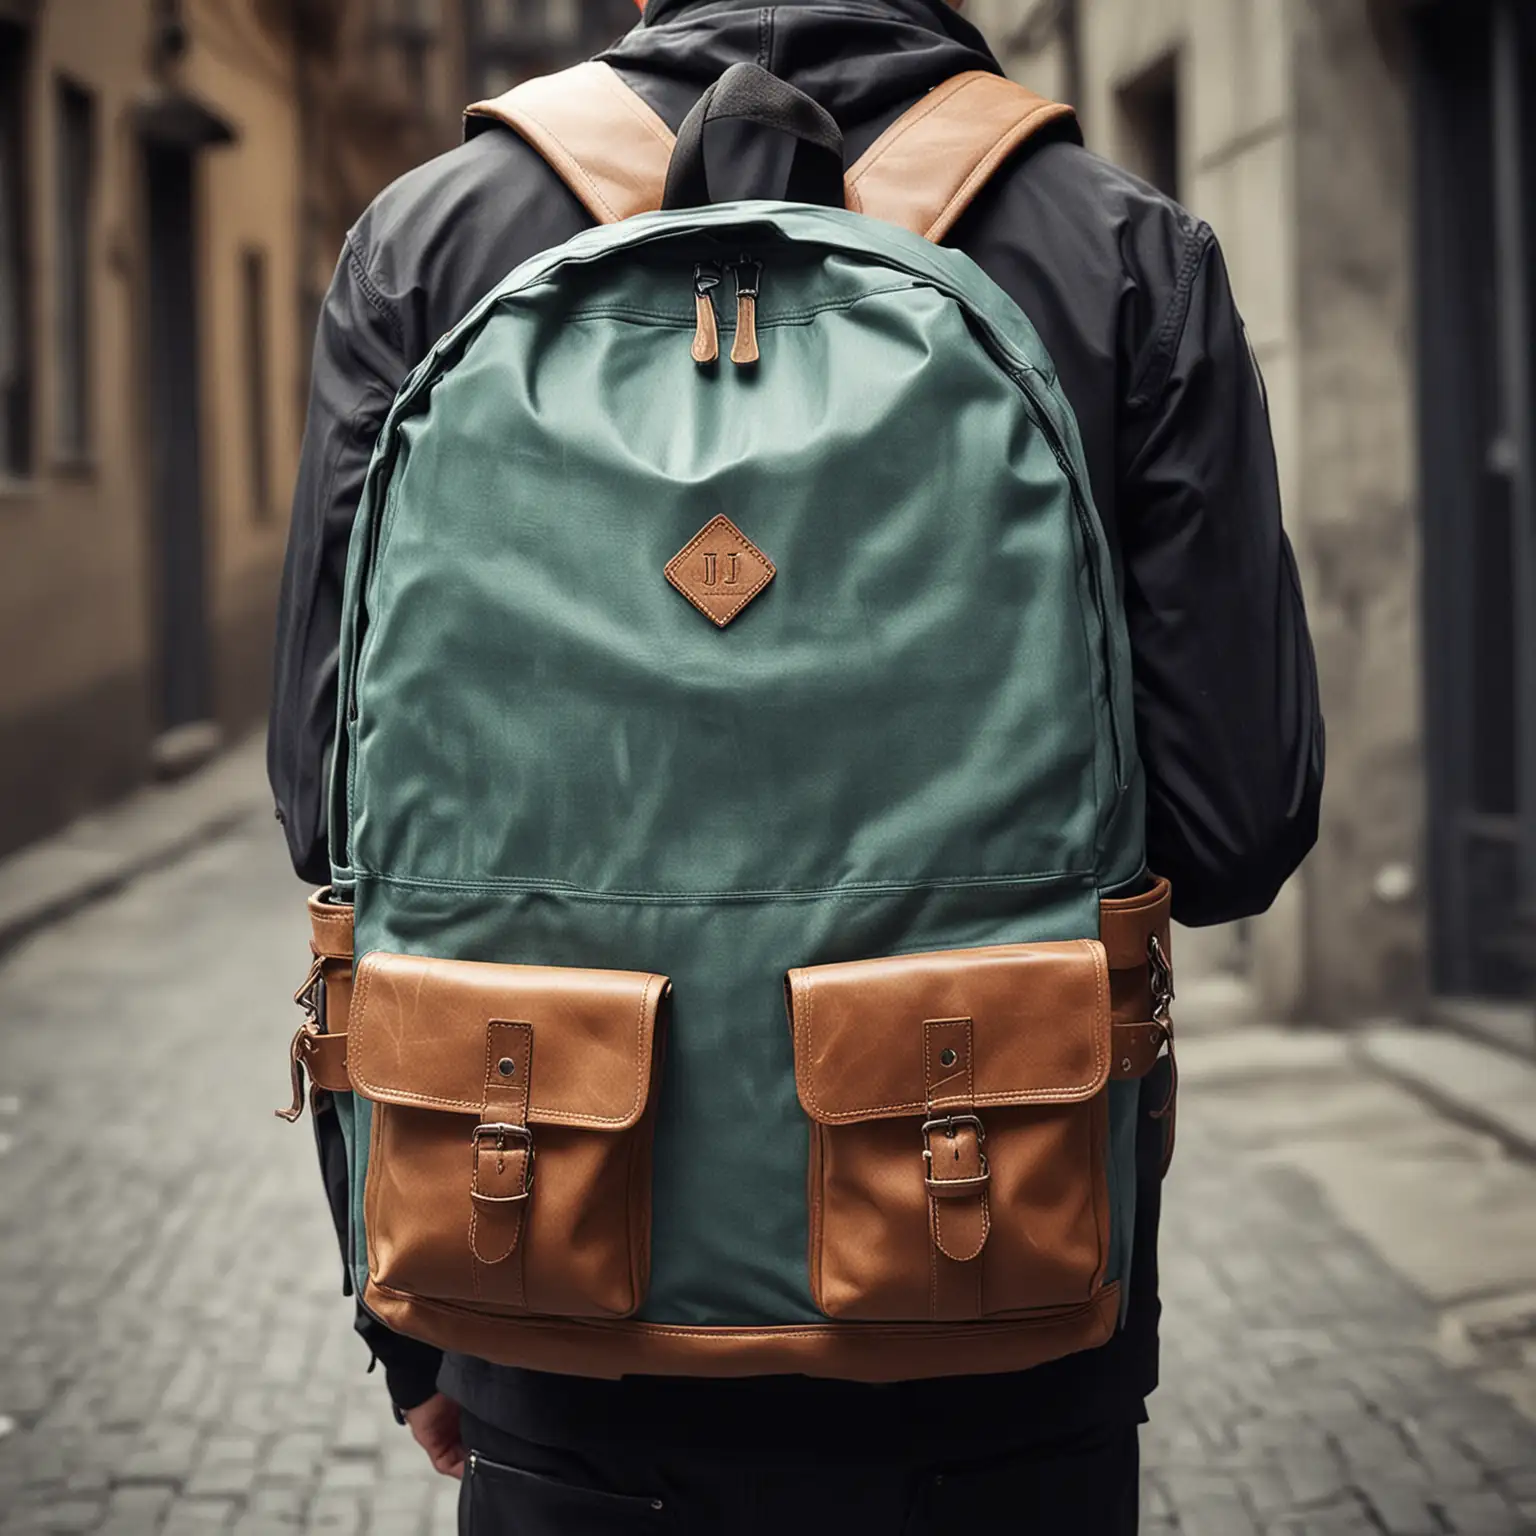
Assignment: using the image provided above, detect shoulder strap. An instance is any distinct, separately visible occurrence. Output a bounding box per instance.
[846,71,1077,244]
[463,64,1074,245]
[464,61,676,225]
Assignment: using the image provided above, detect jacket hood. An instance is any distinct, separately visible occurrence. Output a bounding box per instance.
[602,0,1001,134]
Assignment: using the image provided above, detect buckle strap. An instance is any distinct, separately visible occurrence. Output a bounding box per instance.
[1110,1021,1169,1080]
[280,893,357,1124]
[924,1112,992,1199]
[1100,883,1178,1156]
[306,888,354,961]
[470,1021,534,1283]
[922,1020,989,1310]
[471,1123,535,1204]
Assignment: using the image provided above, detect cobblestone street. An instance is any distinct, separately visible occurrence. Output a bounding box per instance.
[1,809,1534,1534]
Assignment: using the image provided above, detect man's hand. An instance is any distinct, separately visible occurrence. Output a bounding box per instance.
[403,1393,465,1479]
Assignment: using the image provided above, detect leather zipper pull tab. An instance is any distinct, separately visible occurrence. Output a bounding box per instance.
[692,263,721,365]
[730,259,761,366]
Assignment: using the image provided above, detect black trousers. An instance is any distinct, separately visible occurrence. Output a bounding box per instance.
[458,1411,1140,1534]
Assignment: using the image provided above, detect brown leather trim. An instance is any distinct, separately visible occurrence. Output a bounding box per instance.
[730,292,760,366]
[1100,876,1177,1173]
[789,938,1111,1123]
[923,1019,989,1292]
[307,888,354,960]
[691,292,720,365]
[279,892,355,1122]
[299,1027,350,1093]
[462,66,1073,249]
[464,62,676,226]
[470,1021,534,1278]
[664,514,777,630]
[1099,875,1172,972]
[362,1278,1119,1383]
[1110,1021,1167,1080]
[348,953,667,1129]
[845,71,1077,244]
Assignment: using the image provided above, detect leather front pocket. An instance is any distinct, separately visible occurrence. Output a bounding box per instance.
[787,940,1112,1322]
[348,953,669,1320]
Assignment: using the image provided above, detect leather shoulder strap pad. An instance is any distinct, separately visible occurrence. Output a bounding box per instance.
[464,61,677,225]
[846,71,1078,244]
[463,64,1074,246]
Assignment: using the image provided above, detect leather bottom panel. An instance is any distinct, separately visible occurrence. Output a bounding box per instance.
[363,1279,1118,1383]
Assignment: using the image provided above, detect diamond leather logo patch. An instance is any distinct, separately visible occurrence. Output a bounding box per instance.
[665,515,776,628]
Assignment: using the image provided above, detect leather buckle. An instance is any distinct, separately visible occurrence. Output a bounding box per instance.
[277,955,327,1124]
[921,1114,990,1194]
[471,1122,535,1203]
[277,1022,317,1123]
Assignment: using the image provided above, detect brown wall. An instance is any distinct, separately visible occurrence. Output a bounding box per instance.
[0,2,157,849]
[0,0,471,859]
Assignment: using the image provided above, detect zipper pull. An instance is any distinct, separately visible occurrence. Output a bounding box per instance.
[691,262,721,365]
[730,258,761,367]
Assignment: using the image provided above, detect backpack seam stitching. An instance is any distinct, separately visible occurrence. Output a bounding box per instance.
[347,867,1093,902]
[559,281,927,331]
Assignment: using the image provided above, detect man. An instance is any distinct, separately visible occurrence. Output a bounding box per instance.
[269,0,1322,1528]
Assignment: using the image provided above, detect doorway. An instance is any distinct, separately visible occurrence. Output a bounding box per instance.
[1414,0,1536,1007]
[142,140,211,735]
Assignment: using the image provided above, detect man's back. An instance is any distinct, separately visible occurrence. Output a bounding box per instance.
[269,0,1320,1524]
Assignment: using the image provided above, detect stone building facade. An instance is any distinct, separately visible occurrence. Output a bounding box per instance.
[986,0,1535,1040]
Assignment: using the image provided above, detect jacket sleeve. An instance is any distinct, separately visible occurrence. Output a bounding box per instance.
[270,234,445,1408]
[268,235,403,885]
[1119,227,1323,927]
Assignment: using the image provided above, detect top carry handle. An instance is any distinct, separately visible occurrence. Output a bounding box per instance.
[464,61,1078,244]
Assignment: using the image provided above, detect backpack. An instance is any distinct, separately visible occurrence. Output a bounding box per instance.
[280,60,1176,1382]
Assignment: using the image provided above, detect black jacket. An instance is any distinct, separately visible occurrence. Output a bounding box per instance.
[270,0,1322,1450]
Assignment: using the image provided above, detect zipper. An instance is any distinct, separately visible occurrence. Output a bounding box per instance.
[691,262,721,365]
[689,257,762,368]
[730,257,762,366]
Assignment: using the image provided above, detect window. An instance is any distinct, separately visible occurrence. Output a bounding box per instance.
[241,248,271,521]
[1115,52,1181,202]
[0,22,31,478]
[54,77,94,463]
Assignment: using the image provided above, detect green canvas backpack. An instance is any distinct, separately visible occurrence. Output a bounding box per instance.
[280,61,1176,1382]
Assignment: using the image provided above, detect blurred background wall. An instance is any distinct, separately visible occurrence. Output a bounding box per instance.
[1,0,1532,1047]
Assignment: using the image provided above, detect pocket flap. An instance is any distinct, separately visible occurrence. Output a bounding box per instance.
[787,940,1111,1125]
[349,953,669,1129]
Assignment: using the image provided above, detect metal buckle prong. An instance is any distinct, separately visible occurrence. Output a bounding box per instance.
[920,1113,986,1146]
[920,1113,990,1190]
[471,1122,535,1203]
